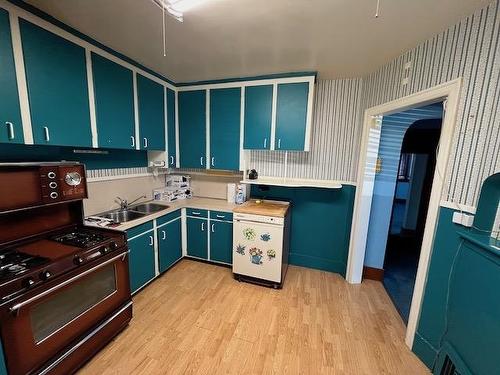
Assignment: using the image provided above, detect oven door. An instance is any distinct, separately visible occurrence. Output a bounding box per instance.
[0,251,131,375]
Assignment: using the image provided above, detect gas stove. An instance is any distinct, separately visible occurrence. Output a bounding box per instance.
[50,230,110,248]
[0,250,50,281]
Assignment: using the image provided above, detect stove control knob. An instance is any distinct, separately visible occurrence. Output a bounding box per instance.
[74,256,84,265]
[40,270,52,281]
[23,277,36,288]
[100,246,110,255]
[109,241,119,250]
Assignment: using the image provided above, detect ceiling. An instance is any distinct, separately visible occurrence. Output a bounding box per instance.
[24,0,491,83]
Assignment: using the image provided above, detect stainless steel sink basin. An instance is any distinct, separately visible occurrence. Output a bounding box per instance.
[129,203,169,214]
[102,210,146,223]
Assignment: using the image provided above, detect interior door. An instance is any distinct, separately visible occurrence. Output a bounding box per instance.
[128,232,155,293]
[137,74,165,151]
[178,90,206,168]
[186,217,208,259]
[20,19,92,147]
[210,87,241,170]
[91,53,135,149]
[158,219,182,273]
[0,9,23,144]
[243,85,273,150]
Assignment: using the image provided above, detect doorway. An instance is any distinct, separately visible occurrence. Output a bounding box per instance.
[383,118,442,323]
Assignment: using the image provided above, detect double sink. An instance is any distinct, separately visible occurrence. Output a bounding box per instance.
[101,202,169,223]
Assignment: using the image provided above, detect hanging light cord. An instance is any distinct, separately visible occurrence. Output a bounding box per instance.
[375,0,380,18]
[162,1,167,56]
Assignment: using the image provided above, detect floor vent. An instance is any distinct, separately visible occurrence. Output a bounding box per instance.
[440,355,460,375]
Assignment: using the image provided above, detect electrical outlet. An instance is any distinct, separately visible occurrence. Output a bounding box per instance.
[402,77,409,86]
[404,61,412,70]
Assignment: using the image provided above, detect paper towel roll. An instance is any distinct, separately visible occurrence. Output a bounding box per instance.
[227,183,236,203]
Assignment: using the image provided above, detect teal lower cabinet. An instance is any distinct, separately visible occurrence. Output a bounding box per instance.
[209,220,233,264]
[186,217,208,259]
[127,228,155,294]
[158,218,182,273]
[0,338,6,375]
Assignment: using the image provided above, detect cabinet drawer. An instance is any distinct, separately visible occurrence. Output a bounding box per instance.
[126,221,154,239]
[186,208,208,218]
[156,209,181,226]
[209,211,233,221]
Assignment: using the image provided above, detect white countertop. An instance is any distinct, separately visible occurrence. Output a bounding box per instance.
[240,176,344,189]
[88,197,238,231]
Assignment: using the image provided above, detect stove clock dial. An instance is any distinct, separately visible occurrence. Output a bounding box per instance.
[64,171,82,186]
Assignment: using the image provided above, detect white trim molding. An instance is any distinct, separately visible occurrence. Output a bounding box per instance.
[345,78,463,350]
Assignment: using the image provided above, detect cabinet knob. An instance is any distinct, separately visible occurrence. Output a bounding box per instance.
[5,122,14,140]
[143,137,148,148]
[162,230,166,240]
[130,136,135,148]
[263,138,267,148]
[149,235,154,246]
[43,126,50,142]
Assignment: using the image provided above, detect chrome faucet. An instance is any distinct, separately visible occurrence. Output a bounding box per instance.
[115,195,146,210]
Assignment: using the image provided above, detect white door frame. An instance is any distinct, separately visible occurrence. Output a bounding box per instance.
[345,78,462,348]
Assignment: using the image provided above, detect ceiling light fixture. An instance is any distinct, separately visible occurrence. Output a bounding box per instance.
[152,0,207,22]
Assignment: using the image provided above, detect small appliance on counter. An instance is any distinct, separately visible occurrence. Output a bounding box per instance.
[248,169,258,180]
[232,199,291,288]
[0,162,132,375]
[153,174,192,202]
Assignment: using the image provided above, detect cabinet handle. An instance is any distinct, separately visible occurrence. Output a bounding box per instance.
[200,156,204,166]
[161,230,166,240]
[216,215,225,219]
[149,235,154,246]
[278,139,281,149]
[130,136,135,148]
[201,222,205,231]
[211,157,215,167]
[43,126,50,142]
[143,137,148,148]
[263,138,267,148]
[170,155,174,165]
[5,122,14,140]
[211,223,215,233]
[191,211,201,215]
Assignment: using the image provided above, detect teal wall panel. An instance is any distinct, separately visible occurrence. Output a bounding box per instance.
[20,19,92,147]
[0,144,147,170]
[91,53,135,149]
[178,90,206,168]
[243,85,273,150]
[250,185,355,275]
[275,82,309,150]
[137,74,165,151]
[0,8,23,144]
[210,87,241,170]
[166,88,177,167]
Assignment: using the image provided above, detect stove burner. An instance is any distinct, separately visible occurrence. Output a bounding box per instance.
[0,250,49,281]
[50,230,109,248]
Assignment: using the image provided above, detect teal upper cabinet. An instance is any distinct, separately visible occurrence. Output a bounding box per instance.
[19,19,92,147]
[210,87,241,170]
[0,9,23,144]
[275,82,310,151]
[137,74,165,151]
[243,85,273,150]
[91,53,135,149]
[166,88,177,167]
[178,90,206,168]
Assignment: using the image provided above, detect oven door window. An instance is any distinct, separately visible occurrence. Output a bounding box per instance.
[30,264,117,344]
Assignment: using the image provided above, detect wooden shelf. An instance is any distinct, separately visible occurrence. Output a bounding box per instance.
[240,177,343,189]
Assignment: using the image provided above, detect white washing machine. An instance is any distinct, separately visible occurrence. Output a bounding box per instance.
[232,200,290,288]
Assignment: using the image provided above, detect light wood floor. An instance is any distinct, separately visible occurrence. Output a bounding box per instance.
[79,260,429,374]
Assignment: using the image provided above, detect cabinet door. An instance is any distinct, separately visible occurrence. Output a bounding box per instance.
[20,19,92,147]
[210,221,233,264]
[243,85,272,150]
[158,219,182,273]
[127,232,155,293]
[275,82,309,151]
[186,217,208,259]
[178,90,206,168]
[137,74,165,151]
[0,9,23,144]
[91,53,135,149]
[166,88,177,167]
[210,87,241,170]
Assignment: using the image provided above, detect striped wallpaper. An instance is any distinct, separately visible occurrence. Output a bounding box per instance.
[248,0,500,208]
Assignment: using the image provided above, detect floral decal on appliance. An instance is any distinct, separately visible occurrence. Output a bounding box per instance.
[267,249,276,260]
[243,228,256,241]
[249,247,263,265]
[260,233,271,242]
[236,244,246,255]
